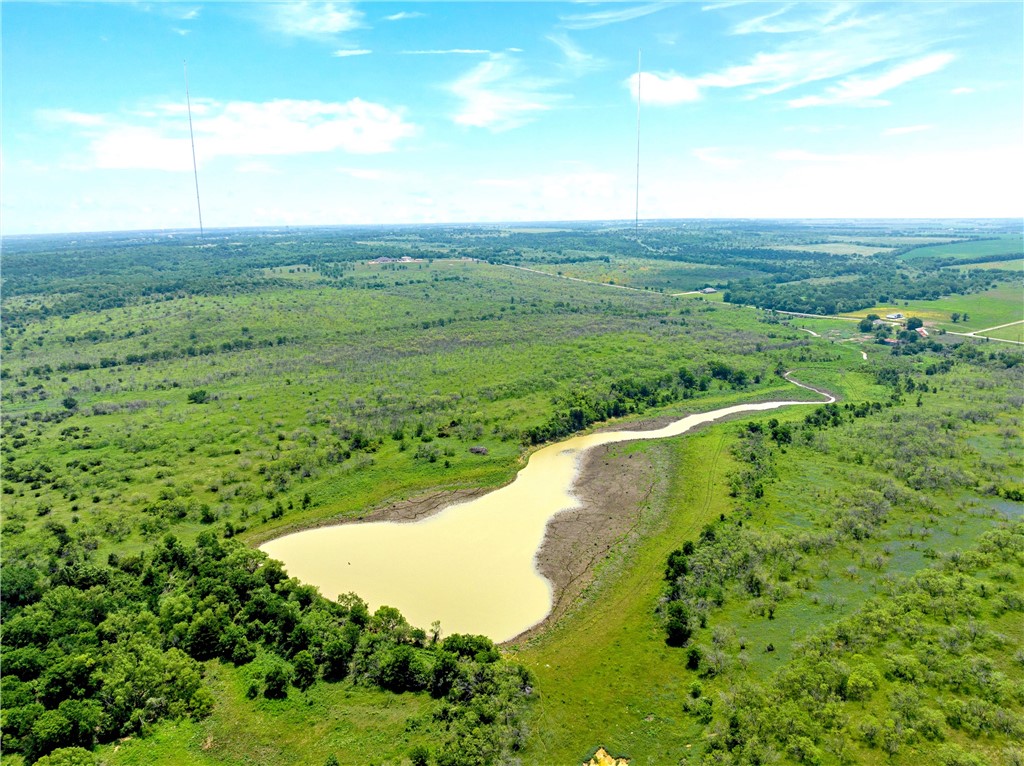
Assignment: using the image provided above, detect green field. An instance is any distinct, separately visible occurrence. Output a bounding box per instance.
[522,256,758,293]
[841,284,1024,333]
[3,222,1023,766]
[516,362,1024,765]
[951,257,1024,272]
[899,233,1024,261]
[776,243,893,256]
[978,321,1024,343]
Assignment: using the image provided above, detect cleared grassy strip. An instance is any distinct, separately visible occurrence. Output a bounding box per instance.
[775,243,892,256]
[511,433,726,764]
[949,257,1024,272]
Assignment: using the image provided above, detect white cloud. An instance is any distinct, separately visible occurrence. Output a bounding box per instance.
[385,11,424,21]
[449,54,560,130]
[693,147,741,169]
[332,49,371,57]
[547,34,606,76]
[336,167,398,181]
[634,6,952,107]
[628,72,701,105]
[788,53,954,107]
[268,2,363,39]
[951,86,975,95]
[37,109,108,127]
[235,160,278,174]
[401,49,490,56]
[55,98,417,172]
[773,149,866,163]
[559,2,670,30]
[731,3,859,35]
[882,124,932,136]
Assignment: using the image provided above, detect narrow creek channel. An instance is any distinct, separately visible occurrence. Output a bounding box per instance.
[260,377,834,642]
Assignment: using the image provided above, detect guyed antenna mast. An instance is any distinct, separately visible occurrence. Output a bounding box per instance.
[184,60,204,238]
[634,49,642,238]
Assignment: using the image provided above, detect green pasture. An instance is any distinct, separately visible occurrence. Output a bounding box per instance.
[523,256,758,293]
[3,259,831,566]
[516,362,1023,764]
[3,224,1023,766]
[976,321,1024,343]
[841,284,1023,332]
[899,233,1023,261]
[100,662,434,766]
[775,243,892,256]
[950,257,1024,272]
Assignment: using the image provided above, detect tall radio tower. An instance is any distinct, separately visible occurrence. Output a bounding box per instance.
[634,49,642,238]
[184,60,204,238]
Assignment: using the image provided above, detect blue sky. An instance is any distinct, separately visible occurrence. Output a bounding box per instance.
[3,1,1022,234]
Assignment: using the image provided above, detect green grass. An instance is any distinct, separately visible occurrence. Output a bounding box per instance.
[100,662,434,766]
[511,433,727,764]
[513,360,1023,764]
[522,256,759,293]
[841,284,1023,332]
[950,257,1024,272]
[775,243,893,256]
[978,322,1024,343]
[899,233,1023,261]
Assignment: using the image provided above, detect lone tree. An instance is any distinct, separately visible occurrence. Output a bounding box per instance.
[906,317,924,331]
[665,601,693,647]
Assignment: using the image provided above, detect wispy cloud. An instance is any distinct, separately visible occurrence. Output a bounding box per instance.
[628,5,954,109]
[882,124,932,136]
[788,53,954,107]
[37,109,108,127]
[449,54,560,130]
[693,147,741,169]
[732,3,861,35]
[401,49,491,56]
[951,86,975,95]
[774,149,867,163]
[547,34,606,76]
[267,2,363,39]
[385,11,424,22]
[332,49,371,57]
[559,2,670,30]
[46,98,417,171]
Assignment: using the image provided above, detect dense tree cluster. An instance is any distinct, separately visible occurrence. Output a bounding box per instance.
[0,533,533,764]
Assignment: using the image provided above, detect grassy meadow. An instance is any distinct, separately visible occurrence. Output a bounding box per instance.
[2,222,1023,766]
[840,284,1024,334]
[898,234,1024,262]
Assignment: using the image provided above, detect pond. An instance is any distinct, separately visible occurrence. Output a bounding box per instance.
[261,381,832,642]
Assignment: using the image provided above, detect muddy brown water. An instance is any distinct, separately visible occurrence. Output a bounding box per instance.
[261,385,833,642]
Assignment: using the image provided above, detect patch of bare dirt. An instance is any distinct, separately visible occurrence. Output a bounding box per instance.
[508,442,656,644]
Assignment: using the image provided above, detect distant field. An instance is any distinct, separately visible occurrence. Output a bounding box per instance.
[776,242,893,256]
[899,234,1024,261]
[525,256,758,293]
[830,235,962,246]
[841,284,1024,332]
[950,258,1024,272]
